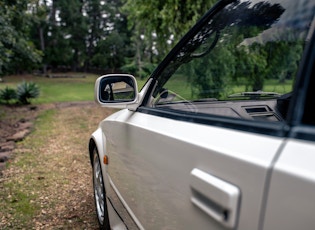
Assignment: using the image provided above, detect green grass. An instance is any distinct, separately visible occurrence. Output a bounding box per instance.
[4,182,38,216]
[22,109,57,148]
[0,110,55,229]
[0,109,57,229]
[263,79,293,93]
[164,74,294,100]
[0,73,147,104]
[0,72,293,104]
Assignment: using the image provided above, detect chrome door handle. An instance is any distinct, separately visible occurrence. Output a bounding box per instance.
[190,168,240,229]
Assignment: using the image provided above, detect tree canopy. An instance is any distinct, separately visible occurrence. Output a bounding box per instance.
[0,0,219,77]
[0,0,42,75]
[0,0,306,97]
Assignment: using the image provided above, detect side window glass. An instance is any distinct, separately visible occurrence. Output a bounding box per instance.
[151,0,315,122]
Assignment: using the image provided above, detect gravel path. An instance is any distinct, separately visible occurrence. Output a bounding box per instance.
[0,102,114,229]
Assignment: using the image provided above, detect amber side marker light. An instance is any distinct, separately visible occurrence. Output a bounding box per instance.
[103,155,109,165]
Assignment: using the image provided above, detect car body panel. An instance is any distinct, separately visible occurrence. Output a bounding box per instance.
[101,110,284,229]
[263,139,315,230]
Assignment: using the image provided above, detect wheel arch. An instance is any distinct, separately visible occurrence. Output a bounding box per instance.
[89,127,106,166]
[90,128,111,230]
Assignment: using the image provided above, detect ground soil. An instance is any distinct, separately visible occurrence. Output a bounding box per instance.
[0,102,114,229]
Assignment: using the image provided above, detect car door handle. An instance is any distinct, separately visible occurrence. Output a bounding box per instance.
[190,168,240,229]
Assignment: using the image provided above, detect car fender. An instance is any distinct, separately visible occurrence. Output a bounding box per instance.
[89,126,111,192]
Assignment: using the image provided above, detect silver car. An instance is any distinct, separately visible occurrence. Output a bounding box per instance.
[88,0,315,229]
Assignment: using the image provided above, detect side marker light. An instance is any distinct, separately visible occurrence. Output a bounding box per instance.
[103,155,109,165]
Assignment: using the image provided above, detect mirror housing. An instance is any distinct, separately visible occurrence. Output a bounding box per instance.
[95,74,139,109]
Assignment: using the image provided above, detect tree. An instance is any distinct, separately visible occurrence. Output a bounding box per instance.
[121,0,218,77]
[264,40,303,83]
[0,0,42,75]
[92,31,126,71]
[28,0,50,74]
[55,0,88,71]
[87,0,135,72]
[85,0,105,71]
[123,0,217,53]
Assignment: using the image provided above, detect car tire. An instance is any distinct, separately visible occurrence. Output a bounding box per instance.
[92,147,110,230]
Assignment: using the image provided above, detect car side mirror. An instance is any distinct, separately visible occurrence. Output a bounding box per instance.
[95,74,139,107]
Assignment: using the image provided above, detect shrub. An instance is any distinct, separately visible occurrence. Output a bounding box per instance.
[0,86,17,104]
[121,61,157,79]
[16,81,40,104]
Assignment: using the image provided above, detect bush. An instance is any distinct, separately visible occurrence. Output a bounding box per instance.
[0,86,17,104]
[16,81,40,104]
[121,61,157,79]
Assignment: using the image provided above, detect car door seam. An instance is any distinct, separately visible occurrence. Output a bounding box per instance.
[258,139,288,230]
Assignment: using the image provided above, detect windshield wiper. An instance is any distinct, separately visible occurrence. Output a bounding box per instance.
[228,91,281,98]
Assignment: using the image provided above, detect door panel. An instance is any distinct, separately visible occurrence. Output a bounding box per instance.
[263,139,315,230]
[103,110,284,229]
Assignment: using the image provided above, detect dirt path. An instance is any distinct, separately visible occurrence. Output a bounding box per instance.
[0,102,114,229]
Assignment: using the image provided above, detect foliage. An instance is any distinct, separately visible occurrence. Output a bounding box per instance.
[55,0,88,71]
[264,40,303,82]
[0,86,16,103]
[121,61,157,79]
[0,0,42,75]
[122,0,217,54]
[120,0,218,77]
[0,0,221,77]
[0,80,41,105]
[16,81,40,104]
[91,31,127,71]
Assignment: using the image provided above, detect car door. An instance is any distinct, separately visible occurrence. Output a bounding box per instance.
[103,0,314,229]
[263,31,315,230]
[104,110,285,229]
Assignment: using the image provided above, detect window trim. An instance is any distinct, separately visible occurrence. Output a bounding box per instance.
[286,23,315,126]
[288,29,315,141]
[137,107,289,137]
[290,126,315,142]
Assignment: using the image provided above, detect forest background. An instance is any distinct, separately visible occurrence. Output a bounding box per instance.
[0,0,217,78]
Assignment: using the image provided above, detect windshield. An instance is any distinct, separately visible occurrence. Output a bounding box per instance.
[152,0,315,105]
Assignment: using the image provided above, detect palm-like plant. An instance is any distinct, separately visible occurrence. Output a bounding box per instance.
[0,86,17,104]
[16,81,40,104]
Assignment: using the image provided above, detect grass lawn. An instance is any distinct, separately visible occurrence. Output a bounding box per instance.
[0,72,293,104]
[164,74,294,100]
[0,73,148,104]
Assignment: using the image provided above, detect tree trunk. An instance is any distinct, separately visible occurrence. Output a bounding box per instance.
[39,27,47,75]
[136,36,142,77]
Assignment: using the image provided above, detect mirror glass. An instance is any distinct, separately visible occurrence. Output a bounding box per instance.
[99,76,136,103]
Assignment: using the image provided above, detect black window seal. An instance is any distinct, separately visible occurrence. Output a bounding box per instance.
[137,107,289,137]
[289,125,315,142]
[286,24,315,126]
[287,22,315,141]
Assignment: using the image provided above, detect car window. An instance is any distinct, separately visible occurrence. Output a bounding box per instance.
[149,0,315,123]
